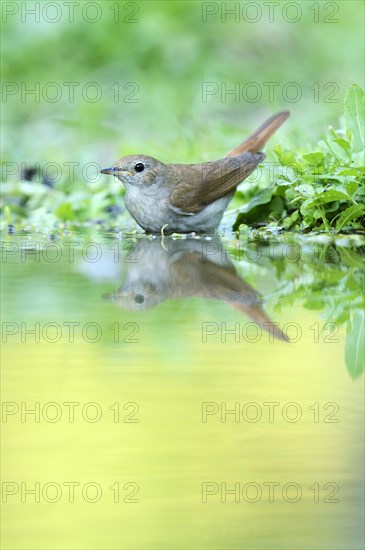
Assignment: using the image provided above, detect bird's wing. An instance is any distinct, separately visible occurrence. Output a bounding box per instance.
[169,152,264,214]
[170,254,289,342]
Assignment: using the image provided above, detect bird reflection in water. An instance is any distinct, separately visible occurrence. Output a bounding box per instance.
[104,236,289,342]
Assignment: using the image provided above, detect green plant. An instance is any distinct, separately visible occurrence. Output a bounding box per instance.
[232,84,365,232]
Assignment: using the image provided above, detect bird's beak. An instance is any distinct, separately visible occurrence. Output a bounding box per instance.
[100,166,115,175]
[100,167,134,176]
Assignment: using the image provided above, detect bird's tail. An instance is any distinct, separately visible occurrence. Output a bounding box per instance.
[229,302,290,342]
[225,111,290,157]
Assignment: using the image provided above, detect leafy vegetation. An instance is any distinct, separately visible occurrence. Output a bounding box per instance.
[231,84,365,232]
[226,233,365,377]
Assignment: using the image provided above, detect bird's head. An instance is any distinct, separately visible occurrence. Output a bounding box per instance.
[100,155,165,187]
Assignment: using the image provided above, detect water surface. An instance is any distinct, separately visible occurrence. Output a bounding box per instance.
[1,230,364,549]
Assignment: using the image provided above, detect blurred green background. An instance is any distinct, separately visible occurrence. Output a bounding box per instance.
[2,0,364,169]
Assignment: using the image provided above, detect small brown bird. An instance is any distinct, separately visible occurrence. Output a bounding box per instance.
[101,111,289,233]
[104,236,289,342]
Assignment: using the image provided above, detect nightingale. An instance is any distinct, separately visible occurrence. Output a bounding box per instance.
[101,111,289,233]
[103,236,289,342]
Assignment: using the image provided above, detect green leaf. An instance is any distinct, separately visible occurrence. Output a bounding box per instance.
[282,210,299,228]
[302,152,325,165]
[331,138,351,154]
[345,311,365,378]
[336,203,364,230]
[321,137,350,162]
[338,168,362,176]
[296,183,315,197]
[344,84,365,153]
[313,208,325,219]
[303,296,324,310]
[345,180,358,197]
[300,199,313,217]
[313,189,350,204]
[273,145,302,170]
[54,202,76,221]
[237,187,273,214]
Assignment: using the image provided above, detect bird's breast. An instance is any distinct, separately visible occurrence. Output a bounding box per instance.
[124,185,171,232]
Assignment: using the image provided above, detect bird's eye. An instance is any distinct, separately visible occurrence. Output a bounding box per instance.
[135,294,145,304]
[134,162,145,172]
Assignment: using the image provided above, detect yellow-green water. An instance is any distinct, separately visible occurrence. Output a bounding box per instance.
[1,232,364,549]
